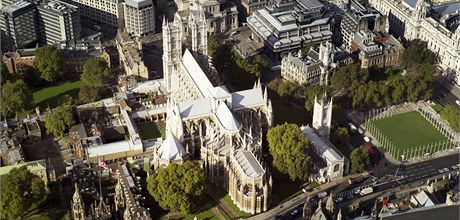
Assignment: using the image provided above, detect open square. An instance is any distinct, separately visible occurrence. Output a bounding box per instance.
[369,111,449,158]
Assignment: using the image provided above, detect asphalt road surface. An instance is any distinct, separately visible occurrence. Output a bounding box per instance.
[265,152,460,220]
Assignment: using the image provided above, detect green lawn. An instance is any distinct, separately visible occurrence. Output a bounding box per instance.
[138,122,166,139]
[32,80,82,109]
[370,111,448,158]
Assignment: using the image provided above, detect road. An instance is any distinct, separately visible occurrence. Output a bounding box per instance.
[252,152,460,220]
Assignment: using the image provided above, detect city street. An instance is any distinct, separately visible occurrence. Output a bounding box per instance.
[252,152,460,220]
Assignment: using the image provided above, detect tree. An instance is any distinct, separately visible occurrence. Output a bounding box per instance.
[79,85,103,103]
[400,39,436,68]
[35,45,63,82]
[79,58,110,103]
[45,106,74,137]
[207,35,220,57]
[304,85,329,111]
[440,104,460,131]
[81,57,110,88]
[350,147,371,173]
[267,123,311,181]
[331,127,349,147]
[1,61,10,85]
[1,80,32,117]
[147,161,206,213]
[0,166,46,219]
[331,63,368,93]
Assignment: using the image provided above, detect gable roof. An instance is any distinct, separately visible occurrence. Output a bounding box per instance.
[157,132,185,161]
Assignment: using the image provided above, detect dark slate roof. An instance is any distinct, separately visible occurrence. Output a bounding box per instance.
[381,204,460,220]
[403,0,417,9]
[432,2,460,16]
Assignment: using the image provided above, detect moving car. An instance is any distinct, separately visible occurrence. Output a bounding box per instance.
[364,136,371,142]
[360,187,373,196]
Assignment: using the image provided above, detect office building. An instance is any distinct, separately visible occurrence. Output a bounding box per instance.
[123,0,155,37]
[247,0,333,59]
[340,0,386,52]
[71,0,124,28]
[0,0,37,51]
[36,0,81,44]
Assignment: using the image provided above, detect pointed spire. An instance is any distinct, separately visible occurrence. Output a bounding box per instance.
[264,86,268,103]
[257,78,261,88]
[326,193,334,213]
[337,209,343,220]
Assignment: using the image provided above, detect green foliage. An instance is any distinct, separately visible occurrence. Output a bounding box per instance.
[350,147,371,173]
[435,179,450,191]
[267,123,311,181]
[331,63,369,93]
[1,61,10,85]
[79,58,110,103]
[1,80,32,117]
[35,45,63,82]
[0,166,46,219]
[440,104,460,131]
[347,64,434,109]
[304,85,329,111]
[268,78,302,99]
[81,57,110,88]
[79,85,103,103]
[147,161,206,214]
[45,106,74,137]
[400,39,436,68]
[207,35,220,57]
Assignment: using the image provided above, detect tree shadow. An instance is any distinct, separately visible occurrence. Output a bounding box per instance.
[34,88,80,110]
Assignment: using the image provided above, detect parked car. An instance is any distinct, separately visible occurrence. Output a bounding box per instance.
[364,136,371,142]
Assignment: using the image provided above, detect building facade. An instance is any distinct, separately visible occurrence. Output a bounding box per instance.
[115,31,149,79]
[175,0,238,34]
[2,48,36,74]
[71,0,124,28]
[0,0,37,51]
[123,0,155,37]
[36,0,81,44]
[247,0,333,59]
[369,0,460,85]
[340,0,386,52]
[161,13,273,214]
[351,30,403,69]
[280,41,348,86]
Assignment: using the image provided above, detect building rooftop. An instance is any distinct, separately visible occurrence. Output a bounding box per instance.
[381,204,460,220]
[235,150,264,178]
[215,102,241,132]
[231,87,265,110]
[124,0,153,8]
[1,0,33,14]
[38,0,79,14]
[181,49,215,99]
[157,132,184,161]
[300,126,343,164]
[179,98,212,119]
[0,159,47,176]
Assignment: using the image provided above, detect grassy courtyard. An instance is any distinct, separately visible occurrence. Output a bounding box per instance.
[32,80,82,109]
[370,111,448,158]
[137,121,166,139]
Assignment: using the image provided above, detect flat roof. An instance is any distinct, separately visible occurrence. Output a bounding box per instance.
[0,159,47,176]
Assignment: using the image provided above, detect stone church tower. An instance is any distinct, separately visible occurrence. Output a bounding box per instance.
[318,41,333,86]
[312,93,333,139]
[71,184,86,220]
[162,8,207,92]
